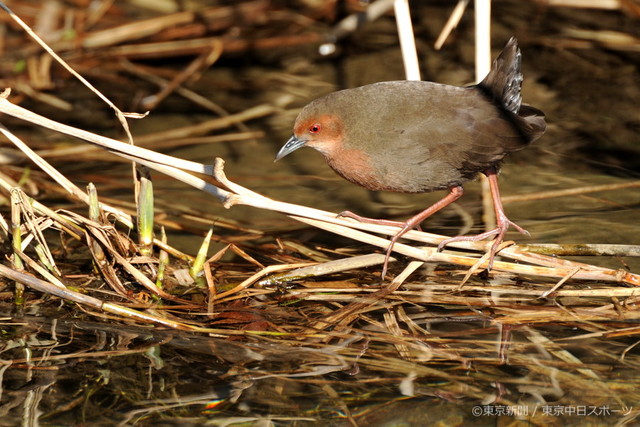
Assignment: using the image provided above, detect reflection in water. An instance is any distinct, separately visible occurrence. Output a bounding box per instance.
[1,295,639,425]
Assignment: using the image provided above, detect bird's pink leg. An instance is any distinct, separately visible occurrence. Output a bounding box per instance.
[437,168,529,270]
[340,186,464,279]
[380,186,464,278]
[338,189,464,279]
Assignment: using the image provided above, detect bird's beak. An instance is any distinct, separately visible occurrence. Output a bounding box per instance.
[275,135,307,161]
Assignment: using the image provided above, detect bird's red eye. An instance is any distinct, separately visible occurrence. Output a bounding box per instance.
[309,124,321,133]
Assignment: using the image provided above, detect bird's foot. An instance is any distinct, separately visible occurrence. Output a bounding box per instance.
[341,187,465,280]
[338,211,425,280]
[381,227,410,280]
[437,213,528,271]
[337,211,410,280]
[337,210,406,228]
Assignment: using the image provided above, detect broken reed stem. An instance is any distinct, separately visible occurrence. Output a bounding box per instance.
[0,117,134,229]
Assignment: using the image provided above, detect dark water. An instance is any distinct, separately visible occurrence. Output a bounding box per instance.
[3,300,640,426]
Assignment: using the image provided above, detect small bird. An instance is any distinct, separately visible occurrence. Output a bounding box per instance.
[276,37,546,278]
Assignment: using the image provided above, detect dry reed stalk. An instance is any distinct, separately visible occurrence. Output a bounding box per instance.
[117,56,255,122]
[139,42,224,111]
[562,28,640,50]
[17,1,272,53]
[434,0,469,50]
[501,180,640,203]
[102,33,325,60]
[308,261,425,332]
[0,260,329,337]
[394,0,421,81]
[542,0,624,10]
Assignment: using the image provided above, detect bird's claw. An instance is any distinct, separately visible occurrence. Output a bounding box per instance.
[337,210,359,220]
[437,217,528,271]
[337,211,410,228]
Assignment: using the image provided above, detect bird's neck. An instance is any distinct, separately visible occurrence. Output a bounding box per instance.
[324,145,386,191]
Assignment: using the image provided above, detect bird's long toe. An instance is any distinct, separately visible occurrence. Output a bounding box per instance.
[436,214,527,270]
[436,229,500,251]
[337,210,406,228]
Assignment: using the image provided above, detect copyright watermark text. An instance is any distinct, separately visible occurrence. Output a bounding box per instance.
[471,404,633,417]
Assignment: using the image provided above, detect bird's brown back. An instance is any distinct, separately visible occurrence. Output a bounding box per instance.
[293,38,546,193]
[300,80,539,192]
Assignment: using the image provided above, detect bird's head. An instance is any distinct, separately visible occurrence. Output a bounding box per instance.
[275,111,344,161]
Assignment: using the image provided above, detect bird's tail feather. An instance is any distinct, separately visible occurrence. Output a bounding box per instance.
[479,37,546,143]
